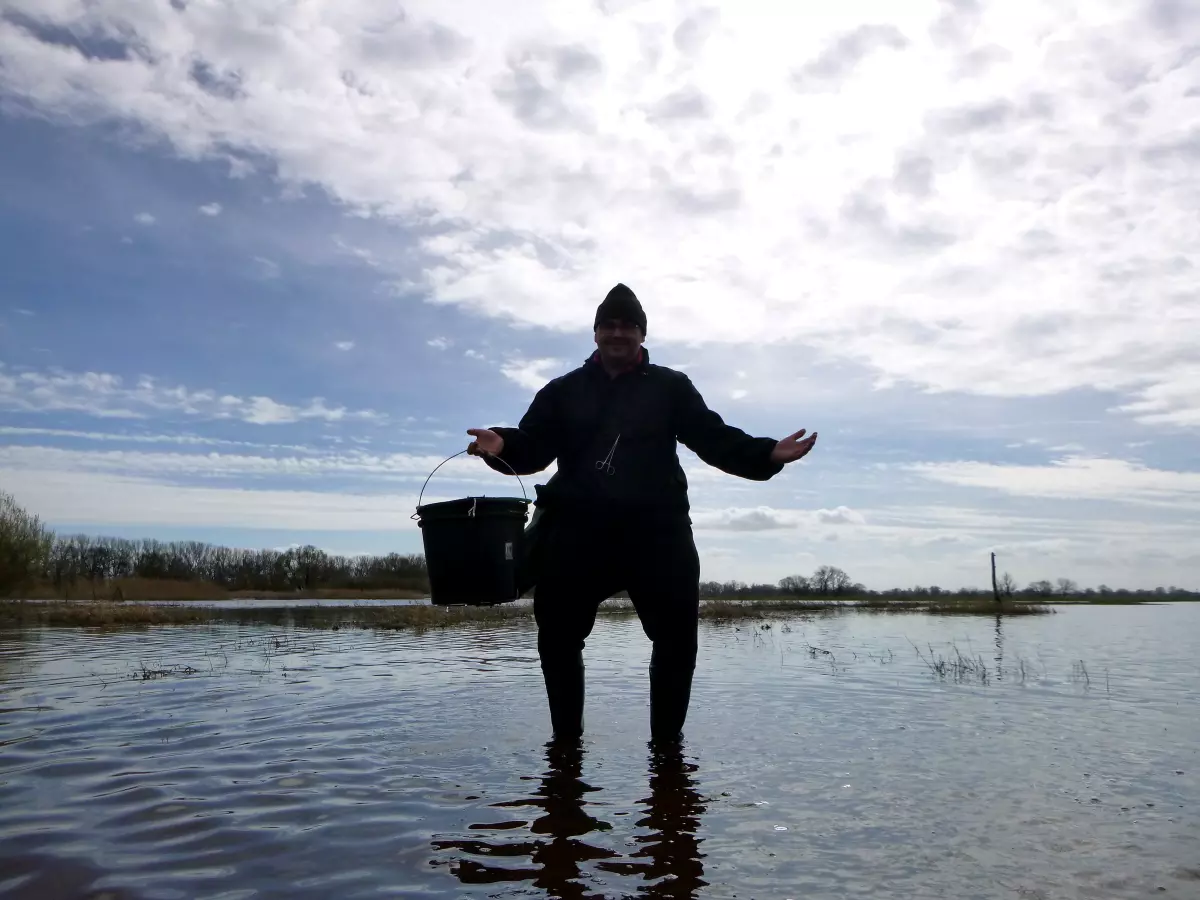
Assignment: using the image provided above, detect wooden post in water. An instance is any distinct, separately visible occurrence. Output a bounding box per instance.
[991,551,1001,606]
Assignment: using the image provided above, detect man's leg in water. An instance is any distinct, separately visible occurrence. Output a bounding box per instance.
[532,514,623,740]
[626,517,701,743]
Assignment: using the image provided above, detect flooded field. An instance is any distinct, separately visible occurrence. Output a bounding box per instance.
[1,604,1197,899]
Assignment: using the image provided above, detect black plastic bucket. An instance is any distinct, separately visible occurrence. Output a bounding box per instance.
[414,452,531,606]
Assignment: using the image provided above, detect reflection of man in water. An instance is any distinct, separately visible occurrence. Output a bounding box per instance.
[466,284,818,742]
[430,740,708,898]
[596,744,707,894]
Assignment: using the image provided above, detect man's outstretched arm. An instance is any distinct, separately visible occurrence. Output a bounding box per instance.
[674,374,815,479]
[467,382,560,476]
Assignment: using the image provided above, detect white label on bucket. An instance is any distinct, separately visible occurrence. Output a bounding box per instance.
[505,541,513,560]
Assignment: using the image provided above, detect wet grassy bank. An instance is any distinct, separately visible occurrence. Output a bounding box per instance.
[0,594,1054,631]
[19,577,427,603]
[0,600,526,631]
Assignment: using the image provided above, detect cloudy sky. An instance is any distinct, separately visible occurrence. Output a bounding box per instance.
[1,0,1197,591]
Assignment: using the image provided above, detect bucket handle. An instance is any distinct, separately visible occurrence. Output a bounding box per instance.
[413,448,529,517]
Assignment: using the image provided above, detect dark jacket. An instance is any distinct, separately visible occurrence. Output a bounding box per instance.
[484,348,783,518]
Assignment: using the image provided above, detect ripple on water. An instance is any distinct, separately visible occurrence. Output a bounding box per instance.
[0,606,1197,899]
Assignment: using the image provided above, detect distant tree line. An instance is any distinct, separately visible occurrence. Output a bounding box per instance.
[2,492,1197,600]
[702,565,1200,601]
[0,491,426,596]
[702,564,864,597]
[42,536,428,595]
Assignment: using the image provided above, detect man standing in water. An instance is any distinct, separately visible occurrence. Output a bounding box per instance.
[466,284,818,743]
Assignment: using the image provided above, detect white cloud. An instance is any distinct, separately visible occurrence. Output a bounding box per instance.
[2,468,424,531]
[15,308,34,316]
[0,444,473,482]
[500,357,564,392]
[692,506,795,531]
[730,388,748,400]
[1111,364,1200,427]
[333,237,379,267]
[134,212,156,225]
[816,505,866,525]
[198,202,223,216]
[254,256,281,279]
[0,450,535,530]
[0,364,383,425]
[674,7,722,56]
[906,456,1200,508]
[427,337,452,350]
[0,425,310,452]
[3,1,1198,427]
[240,395,368,425]
[691,504,867,531]
[334,340,355,351]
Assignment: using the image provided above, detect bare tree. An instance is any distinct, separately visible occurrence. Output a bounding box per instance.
[811,565,852,595]
[829,567,853,594]
[778,574,810,595]
[998,572,1017,598]
[1055,577,1079,596]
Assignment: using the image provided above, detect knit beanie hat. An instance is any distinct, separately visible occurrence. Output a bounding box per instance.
[594,283,647,334]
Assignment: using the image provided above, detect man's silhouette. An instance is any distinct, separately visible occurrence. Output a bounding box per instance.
[467,284,818,741]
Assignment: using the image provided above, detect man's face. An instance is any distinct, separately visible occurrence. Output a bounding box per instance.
[594,317,644,363]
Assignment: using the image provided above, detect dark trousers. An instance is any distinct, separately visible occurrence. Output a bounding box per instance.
[531,511,701,741]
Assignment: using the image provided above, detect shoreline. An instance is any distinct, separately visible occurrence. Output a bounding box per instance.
[5,593,1190,631]
[1,595,1062,630]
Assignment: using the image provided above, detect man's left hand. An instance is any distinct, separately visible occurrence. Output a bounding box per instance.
[770,428,818,465]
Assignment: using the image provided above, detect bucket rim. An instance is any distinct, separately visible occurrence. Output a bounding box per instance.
[415,495,531,517]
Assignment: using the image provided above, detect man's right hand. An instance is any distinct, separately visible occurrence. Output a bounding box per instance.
[466,428,504,457]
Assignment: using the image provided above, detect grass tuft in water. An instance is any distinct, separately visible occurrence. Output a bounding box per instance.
[911,640,993,684]
[132,663,201,680]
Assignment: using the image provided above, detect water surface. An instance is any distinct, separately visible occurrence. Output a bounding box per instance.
[1,605,1197,899]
